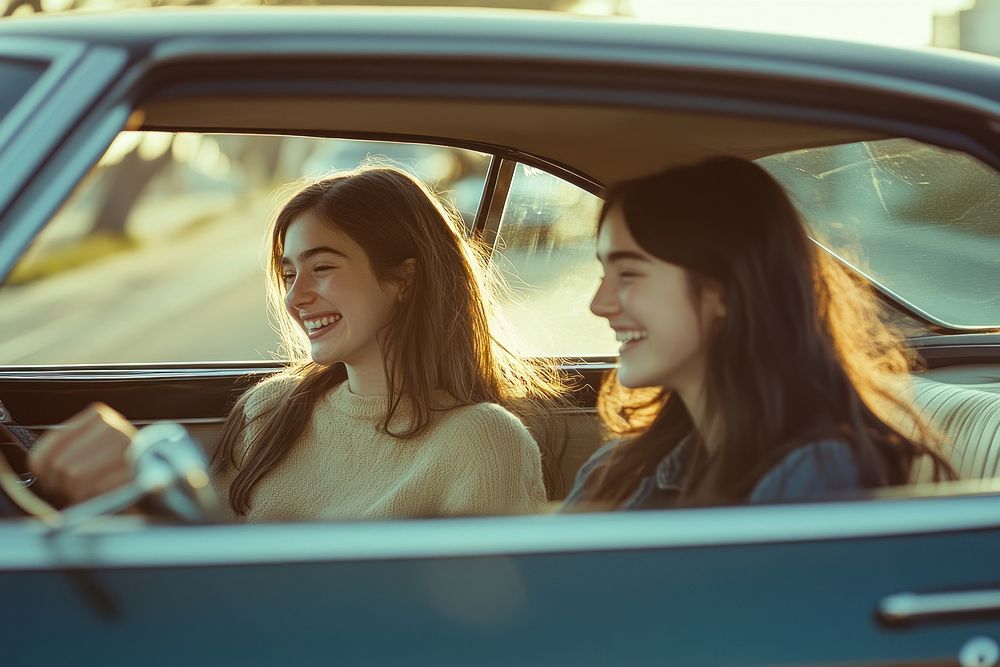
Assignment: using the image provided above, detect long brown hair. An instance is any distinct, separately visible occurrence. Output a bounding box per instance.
[577,156,955,507]
[214,166,569,514]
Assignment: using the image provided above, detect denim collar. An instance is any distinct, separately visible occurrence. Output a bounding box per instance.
[654,432,697,491]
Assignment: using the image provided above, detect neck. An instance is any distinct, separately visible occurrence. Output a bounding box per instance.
[675,382,720,455]
[344,358,389,397]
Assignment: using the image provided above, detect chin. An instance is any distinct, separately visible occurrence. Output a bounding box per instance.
[617,360,673,390]
[308,346,341,367]
[616,368,652,389]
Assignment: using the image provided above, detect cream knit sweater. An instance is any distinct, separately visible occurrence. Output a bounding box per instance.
[216,375,546,522]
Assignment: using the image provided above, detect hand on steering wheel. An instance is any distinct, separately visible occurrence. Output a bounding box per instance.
[28,404,137,508]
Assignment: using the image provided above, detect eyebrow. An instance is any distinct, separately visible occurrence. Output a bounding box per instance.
[281,246,350,264]
[599,250,651,263]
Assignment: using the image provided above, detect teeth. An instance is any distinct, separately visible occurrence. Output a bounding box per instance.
[616,330,647,343]
[303,314,340,331]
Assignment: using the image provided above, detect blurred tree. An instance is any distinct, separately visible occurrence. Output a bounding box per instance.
[2,0,42,16]
[90,141,173,237]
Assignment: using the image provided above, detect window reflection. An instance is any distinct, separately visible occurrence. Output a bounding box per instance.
[759,138,1000,329]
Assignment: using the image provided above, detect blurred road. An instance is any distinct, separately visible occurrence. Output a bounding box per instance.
[0,195,278,364]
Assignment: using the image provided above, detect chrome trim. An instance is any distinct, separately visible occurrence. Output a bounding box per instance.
[879,590,1000,624]
[471,153,499,236]
[0,361,613,381]
[0,367,276,381]
[479,157,516,251]
[1,492,999,571]
[27,412,590,430]
[25,417,227,431]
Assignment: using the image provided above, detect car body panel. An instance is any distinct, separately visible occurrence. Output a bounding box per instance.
[4,501,1000,666]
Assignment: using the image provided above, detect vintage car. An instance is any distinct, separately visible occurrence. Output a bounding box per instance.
[1,8,999,666]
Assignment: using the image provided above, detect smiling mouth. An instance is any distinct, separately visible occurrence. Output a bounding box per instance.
[303,314,342,339]
[620,339,644,354]
[616,330,647,353]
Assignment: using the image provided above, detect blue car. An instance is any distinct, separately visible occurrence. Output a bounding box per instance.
[0,8,999,666]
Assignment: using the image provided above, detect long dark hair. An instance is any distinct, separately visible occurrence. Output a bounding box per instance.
[577,156,955,506]
[214,166,569,514]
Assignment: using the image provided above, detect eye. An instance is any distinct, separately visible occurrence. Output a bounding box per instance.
[313,265,336,274]
[281,271,296,286]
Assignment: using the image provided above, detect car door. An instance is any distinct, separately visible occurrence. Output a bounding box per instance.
[1,12,1000,667]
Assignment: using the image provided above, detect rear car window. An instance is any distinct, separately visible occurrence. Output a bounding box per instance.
[0,58,47,123]
[0,132,490,364]
[758,138,1000,330]
[491,163,615,357]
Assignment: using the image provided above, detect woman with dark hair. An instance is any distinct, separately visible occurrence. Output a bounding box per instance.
[564,156,954,510]
[28,166,568,520]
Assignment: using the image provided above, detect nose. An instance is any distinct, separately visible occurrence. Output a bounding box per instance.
[284,273,315,312]
[589,275,620,319]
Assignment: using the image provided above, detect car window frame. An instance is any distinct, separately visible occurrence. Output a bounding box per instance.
[0,37,128,280]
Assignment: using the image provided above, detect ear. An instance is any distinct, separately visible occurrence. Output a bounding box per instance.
[714,292,727,318]
[399,258,416,285]
[395,258,417,300]
[703,280,727,318]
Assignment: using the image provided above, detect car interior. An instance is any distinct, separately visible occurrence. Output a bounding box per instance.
[1,81,999,514]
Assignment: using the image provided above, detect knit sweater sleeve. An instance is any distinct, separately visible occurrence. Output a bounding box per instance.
[212,373,297,519]
[436,403,546,516]
[237,374,299,464]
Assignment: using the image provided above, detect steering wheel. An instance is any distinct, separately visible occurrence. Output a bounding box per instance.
[0,418,223,524]
[0,420,51,519]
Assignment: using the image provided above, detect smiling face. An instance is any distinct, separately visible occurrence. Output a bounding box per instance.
[590,204,725,396]
[281,210,402,377]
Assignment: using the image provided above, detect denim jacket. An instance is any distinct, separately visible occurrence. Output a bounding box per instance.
[562,434,862,510]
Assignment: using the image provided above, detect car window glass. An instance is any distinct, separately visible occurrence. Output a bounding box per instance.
[758,138,1000,329]
[0,132,490,364]
[491,163,616,358]
[0,58,47,124]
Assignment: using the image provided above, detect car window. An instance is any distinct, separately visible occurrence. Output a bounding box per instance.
[758,138,1000,330]
[0,58,47,124]
[0,132,490,364]
[491,163,616,358]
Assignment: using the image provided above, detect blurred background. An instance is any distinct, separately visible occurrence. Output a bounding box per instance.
[0,1,997,365]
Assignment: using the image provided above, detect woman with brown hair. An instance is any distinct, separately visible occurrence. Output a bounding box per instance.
[563,156,954,510]
[28,166,567,520]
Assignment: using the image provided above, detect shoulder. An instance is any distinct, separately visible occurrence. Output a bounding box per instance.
[242,372,300,420]
[438,402,533,440]
[749,439,862,504]
[432,402,540,460]
[576,440,620,481]
[561,439,621,507]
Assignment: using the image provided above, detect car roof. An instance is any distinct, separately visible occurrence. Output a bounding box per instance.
[3,8,997,188]
[2,7,998,106]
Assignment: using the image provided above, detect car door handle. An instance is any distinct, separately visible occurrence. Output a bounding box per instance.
[878,590,1000,625]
